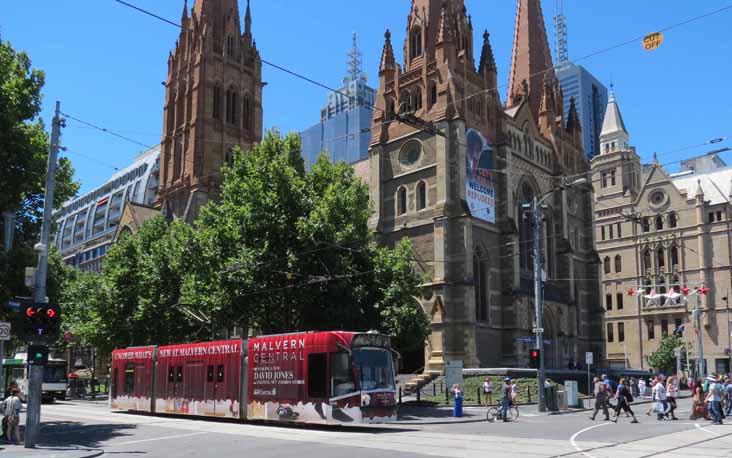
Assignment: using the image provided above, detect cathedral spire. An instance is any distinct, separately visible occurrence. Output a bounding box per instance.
[181,0,189,22]
[437,1,454,44]
[245,0,252,37]
[566,96,581,134]
[506,0,555,120]
[599,86,629,154]
[379,30,396,72]
[478,30,496,74]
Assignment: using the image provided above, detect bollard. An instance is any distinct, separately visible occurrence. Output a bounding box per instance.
[445,386,450,405]
[477,386,481,405]
[527,385,532,403]
[416,386,421,402]
[399,386,402,405]
[433,383,436,396]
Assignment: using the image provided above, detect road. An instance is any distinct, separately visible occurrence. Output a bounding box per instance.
[19,397,732,457]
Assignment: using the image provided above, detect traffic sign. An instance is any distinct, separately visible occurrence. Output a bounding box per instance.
[533,327,544,334]
[585,352,593,365]
[0,321,10,341]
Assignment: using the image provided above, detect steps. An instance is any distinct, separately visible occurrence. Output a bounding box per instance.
[401,371,442,395]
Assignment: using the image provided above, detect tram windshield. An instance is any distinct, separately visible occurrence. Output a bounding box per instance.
[352,348,395,391]
[43,365,68,384]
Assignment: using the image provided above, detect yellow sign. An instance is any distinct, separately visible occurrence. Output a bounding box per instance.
[643,32,664,51]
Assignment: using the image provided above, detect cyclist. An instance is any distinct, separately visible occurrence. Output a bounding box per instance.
[500,377,512,422]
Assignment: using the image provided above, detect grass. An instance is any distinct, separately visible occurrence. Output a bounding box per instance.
[418,375,562,405]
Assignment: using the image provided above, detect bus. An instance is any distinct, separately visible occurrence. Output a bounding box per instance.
[110,331,398,425]
[2,353,68,402]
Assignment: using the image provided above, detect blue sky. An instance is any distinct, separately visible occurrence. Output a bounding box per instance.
[3,0,732,195]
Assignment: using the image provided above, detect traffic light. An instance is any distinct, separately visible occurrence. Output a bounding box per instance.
[20,303,61,341]
[27,345,49,366]
[529,349,540,369]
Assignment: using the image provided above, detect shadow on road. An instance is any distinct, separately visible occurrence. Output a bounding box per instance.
[33,421,139,448]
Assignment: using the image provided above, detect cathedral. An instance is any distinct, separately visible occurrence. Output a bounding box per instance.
[155,0,263,221]
[367,0,603,371]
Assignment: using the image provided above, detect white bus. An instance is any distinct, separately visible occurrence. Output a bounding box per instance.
[2,353,68,402]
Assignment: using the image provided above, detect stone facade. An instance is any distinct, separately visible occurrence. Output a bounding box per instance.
[592,91,732,375]
[368,0,602,372]
[156,0,263,221]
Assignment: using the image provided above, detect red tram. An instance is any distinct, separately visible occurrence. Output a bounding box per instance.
[110,331,397,424]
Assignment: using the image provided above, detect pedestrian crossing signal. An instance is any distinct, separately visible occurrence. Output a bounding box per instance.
[529,349,540,369]
[19,303,61,342]
[27,344,49,365]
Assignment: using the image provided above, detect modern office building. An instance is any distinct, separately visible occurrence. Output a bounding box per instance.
[556,63,608,160]
[300,33,375,169]
[53,146,160,272]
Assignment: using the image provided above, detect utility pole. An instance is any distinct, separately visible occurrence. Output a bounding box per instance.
[26,101,63,448]
[693,291,705,379]
[725,294,731,372]
[532,195,546,412]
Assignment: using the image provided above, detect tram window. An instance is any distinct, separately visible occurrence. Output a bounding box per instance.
[176,366,183,383]
[331,351,355,397]
[217,365,224,383]
[124,363,135,394]
[307,353,328,399]
[168,367,175,383]
[207,365,214,382]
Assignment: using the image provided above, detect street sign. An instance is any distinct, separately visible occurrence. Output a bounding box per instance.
[643,32,664,51]
[445,360,464,390]
[533,327,544,334]
[585,352,594,365]
[0,322,10,341]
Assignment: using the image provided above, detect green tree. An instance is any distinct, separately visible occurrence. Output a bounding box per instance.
[647,334,686,374]
[0,35,79,307]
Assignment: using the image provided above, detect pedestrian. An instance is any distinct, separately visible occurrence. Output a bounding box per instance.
[629,377,638,398]
[638,377,646,398]
[611,378,638,423]
[483,377,493,406]
[500,377,512,422]
[645,377,658,416]
[665,375,679,420]
[590,380,610,421]
[2,388,23,444]
[652,375,669,421]
[705,375,724,425]
[452,384,463,417]
[690,378,707,420]
[725,377,732,418]
[511,379,519,404]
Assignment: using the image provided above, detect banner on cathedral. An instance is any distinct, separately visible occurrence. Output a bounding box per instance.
[465,128,496,224]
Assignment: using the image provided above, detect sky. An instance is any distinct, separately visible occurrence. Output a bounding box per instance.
[3,0,732,196]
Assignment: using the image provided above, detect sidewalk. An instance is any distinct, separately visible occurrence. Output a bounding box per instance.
[398,405,489,424]
[0,444,102,458]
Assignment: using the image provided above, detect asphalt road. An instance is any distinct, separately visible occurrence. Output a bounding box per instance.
[15,397,732,458]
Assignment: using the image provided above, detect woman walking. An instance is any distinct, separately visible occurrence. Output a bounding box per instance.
[482,377,493,406]
[612,378,639,423]
[690,379,707,420]
[666,376,679,420]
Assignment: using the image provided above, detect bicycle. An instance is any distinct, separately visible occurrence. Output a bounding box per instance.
[487,404,519,422]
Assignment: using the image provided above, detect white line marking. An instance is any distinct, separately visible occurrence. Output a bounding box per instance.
[694,422,721,436]
[110,431,208,446]
[569,422,611,458]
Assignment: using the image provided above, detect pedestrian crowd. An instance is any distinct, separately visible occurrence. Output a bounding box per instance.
[590,372,732,425]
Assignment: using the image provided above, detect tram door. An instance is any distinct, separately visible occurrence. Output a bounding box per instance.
[167,365,184,413]
[184,363,204,415]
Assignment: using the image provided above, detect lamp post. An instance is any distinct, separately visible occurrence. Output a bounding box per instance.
[723,294,731,372]
[527,177,587,412]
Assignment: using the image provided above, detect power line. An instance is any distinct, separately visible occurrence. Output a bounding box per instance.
[61,112,152,150]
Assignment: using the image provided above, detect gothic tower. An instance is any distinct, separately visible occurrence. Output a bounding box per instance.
[156,0,263,221]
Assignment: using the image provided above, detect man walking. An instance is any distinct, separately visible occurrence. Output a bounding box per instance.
[706,375,724,425]
[2,388,23,444]
[652,375,669,421]
[590,378,610,421]
[611,378,638,423]
[725,377,732,417]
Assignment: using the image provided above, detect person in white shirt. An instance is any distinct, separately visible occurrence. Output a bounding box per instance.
[665,376,679,420]
[2,388,23,444]
[637,378,646,398]
[652,376,668,421]
[482,377,493,406]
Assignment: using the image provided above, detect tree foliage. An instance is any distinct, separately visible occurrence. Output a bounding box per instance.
[61,130,430,354]
[647,334,686,375]
[0,35,78,308]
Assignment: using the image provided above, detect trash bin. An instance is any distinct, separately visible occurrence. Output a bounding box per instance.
[544,386,558,411]
[557,391,568,411]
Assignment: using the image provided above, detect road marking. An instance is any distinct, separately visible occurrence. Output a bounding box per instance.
[694,422,721,436]
[110,431,208,446]
[569,422,611,458]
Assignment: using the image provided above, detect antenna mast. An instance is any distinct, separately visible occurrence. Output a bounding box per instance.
[554,0,569,66]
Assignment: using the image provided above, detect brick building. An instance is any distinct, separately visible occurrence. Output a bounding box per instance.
[156,0,263,221]
[367,0,602,372]
[592,90,732,374]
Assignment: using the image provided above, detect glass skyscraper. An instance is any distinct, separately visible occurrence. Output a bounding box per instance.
[556,63,608,160]
[300,34,375,169]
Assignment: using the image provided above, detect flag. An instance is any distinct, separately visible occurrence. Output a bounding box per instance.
[674,324,685,336]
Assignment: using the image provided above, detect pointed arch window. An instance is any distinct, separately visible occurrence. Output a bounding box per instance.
[656,247,665,270]
[669,212,678,228]
[642,249,652,273]
[670,245,679,269]
[243,94,251,130]
[225,147,234,167]
[410,27,423,59]
[430,83,438,105]
[641,217,650,233]
[213,85,222,120]
[658,276,667,295]
[413,88,423,112]
[518,183,535,271]
[397,186,407,215]
[387,98,396,120]
[655,215,663,230]
[417,181,427,210]
[474,249,489,322]
[603,257,611,274]
[614,255,622,273]
[399,91,411,113]
[226,35,235,58]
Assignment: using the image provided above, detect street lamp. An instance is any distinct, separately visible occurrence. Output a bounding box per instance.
[526,177,587,412]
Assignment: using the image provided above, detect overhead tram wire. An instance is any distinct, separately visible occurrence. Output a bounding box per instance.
[61,111,153,150]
